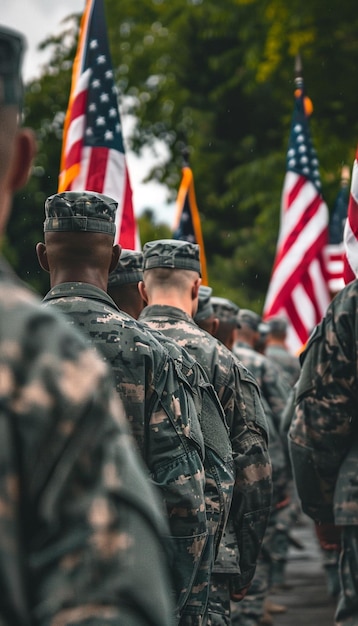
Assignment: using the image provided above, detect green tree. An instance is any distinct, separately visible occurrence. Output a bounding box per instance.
[5,0,358,306]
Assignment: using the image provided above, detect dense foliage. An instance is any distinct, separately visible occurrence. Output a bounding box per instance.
[6,0,358,307]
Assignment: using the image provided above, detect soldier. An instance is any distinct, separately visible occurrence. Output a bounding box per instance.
[265,316,300,387]
[107,249,235,625]
[194,285,219,336]
[36,192,208,622]
[232,309,293,625]
[0,24,175,626]
[289,280,358,626]
[107,248,146,318]
[138,239,273,626]
[210,296,240,351]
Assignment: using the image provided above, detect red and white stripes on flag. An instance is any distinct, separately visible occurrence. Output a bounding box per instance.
[58,0,140,250]
[325,166,350,294]
[343,150,358,284]
[263,84,330,355]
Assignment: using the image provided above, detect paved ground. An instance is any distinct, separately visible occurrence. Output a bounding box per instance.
[268,515,337,625]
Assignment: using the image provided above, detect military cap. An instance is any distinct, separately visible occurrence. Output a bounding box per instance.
[0,25,25,106]
[238,309,269,334]
[44,191,117,236]
[211,296,240,322]
[142,239,201,275]
[266,315,288,334]
[108,249,143,287]
[194,285,214,322]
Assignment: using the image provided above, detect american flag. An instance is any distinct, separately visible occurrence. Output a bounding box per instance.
[58,0,140,249]
[173,163,208,285]
[343,148,358,284]
[325,166,350,294]
[263,77,330,355]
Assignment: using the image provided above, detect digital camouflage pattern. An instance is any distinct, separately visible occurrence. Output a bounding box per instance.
[289,279,358,625]
[41,281,207,621]
[142,323,235,625]
[289,279,358,526]
[0,257,175,626]
[44,191,117,235]
[230,341,293,625]
[232,341,290,506]
[138,305,272,590]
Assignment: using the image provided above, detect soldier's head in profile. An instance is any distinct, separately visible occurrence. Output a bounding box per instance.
[36,190,120,289]
[0,25,36,237]
[140,239,202,317]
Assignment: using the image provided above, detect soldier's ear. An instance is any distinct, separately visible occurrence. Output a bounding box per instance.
[191,276,201,301]
[110,244,121,273]
[36,242,49,272]
[138,281,148,304]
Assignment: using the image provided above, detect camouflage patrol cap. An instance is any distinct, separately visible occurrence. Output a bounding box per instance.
[0,25,25,106]
[194,285,213,322]
[108,249,143,287]
[44,191,117,236]
[142,239,201,275]
[238,309,269,334]
[266,315,288,334]
[211,296,240,322]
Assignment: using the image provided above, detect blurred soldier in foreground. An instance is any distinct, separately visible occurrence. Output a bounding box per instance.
[232,309,293,625]
[289,279,358,626]
[36,191,209,623]
[138,240,272,626]
[107,248,235,625]
[0,24,175,626]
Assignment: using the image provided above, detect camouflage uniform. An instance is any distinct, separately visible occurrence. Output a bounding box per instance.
[0,255,175,626]
[289,279,358,626]
[108,249,237,624]
[232,311,292,625]
[265,345,300,389]
[0,25,174,626]
[140,240,273,626]
[265,316,300,389]
[39,193,208,622]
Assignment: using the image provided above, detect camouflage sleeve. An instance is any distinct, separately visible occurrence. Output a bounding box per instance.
[228,362,273,590]
[0,299,175,626]
[289,311,356,524]
[146,360,208,617]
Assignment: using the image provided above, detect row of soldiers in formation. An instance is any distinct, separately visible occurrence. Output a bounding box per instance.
[2,21,357,626]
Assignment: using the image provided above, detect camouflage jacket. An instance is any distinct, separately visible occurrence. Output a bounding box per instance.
[139,304,272,590]
[289,279,358,526]
[232,341,291,506]
[137,323,235,623]
[265,345,300,388]
[0,258,175,626]
[42,282,207,619]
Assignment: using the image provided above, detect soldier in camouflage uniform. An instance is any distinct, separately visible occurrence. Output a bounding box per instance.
[0,25,175,626]
[107,248,236,625]
[289,279,358,626]
[36,192,208,622]
[265,316,300,388]
[194,286,219,336]
[232,309,292,625]
[138,239,273,626]
[107,248,146,318]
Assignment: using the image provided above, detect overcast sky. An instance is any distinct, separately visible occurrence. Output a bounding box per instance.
[2,0,174,225]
